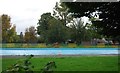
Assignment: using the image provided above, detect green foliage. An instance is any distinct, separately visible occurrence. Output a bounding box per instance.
[24,28,30,43]
[41,61,57,73]
[24,26,37,43]
[65,2,120,38]
[37,13,53,43]
[37,13,68,44]
[47,18,67,43]
[53,2,73,26]
[0,17,2,43]
[1,14,18,43]
[2,43,118,48]
[2,55,34,73]
[68,18,92,45]
[20,32,24,43]
[2,55,57,73]
[86,22,102,39]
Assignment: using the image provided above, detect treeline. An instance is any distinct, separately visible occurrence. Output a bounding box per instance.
[1,14,37,43]
[1,2,119,44]
[0,2,103,44]
[37,2,101,44]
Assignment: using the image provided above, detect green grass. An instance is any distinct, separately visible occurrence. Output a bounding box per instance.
[2,56,118,71]
[2,43,118,48]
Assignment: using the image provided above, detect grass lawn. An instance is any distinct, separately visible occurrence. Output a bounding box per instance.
[2,43,118,48]
[2,56,118,71]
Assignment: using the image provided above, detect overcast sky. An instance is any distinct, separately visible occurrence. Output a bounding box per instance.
[0,0,91,35]
[0,0,60,34]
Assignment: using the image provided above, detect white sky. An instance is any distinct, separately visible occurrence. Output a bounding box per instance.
[0,0,60,34]
[0,0,91,35]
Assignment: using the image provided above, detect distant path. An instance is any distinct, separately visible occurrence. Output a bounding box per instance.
[1,54,118,58]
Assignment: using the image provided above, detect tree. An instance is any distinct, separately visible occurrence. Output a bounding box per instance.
[53,2,73,26]
[37,13,53,43]
[8,25,18,43]
[69,18,91,45]
[65,2,120,38]
[37,12,68,44]
[24,28,30,43]
[20,32,23,43]
[29,26,37,43]
[47,17,67,43]
[0,16,2,43]
[24,26,37,43]
[1,14,17,43]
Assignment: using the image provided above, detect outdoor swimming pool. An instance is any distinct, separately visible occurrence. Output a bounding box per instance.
[0,48,119,55]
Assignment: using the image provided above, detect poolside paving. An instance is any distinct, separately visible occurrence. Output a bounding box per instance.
[1,54,118,58]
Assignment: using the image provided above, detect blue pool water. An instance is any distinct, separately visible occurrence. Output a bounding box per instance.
[0,48,119,55]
